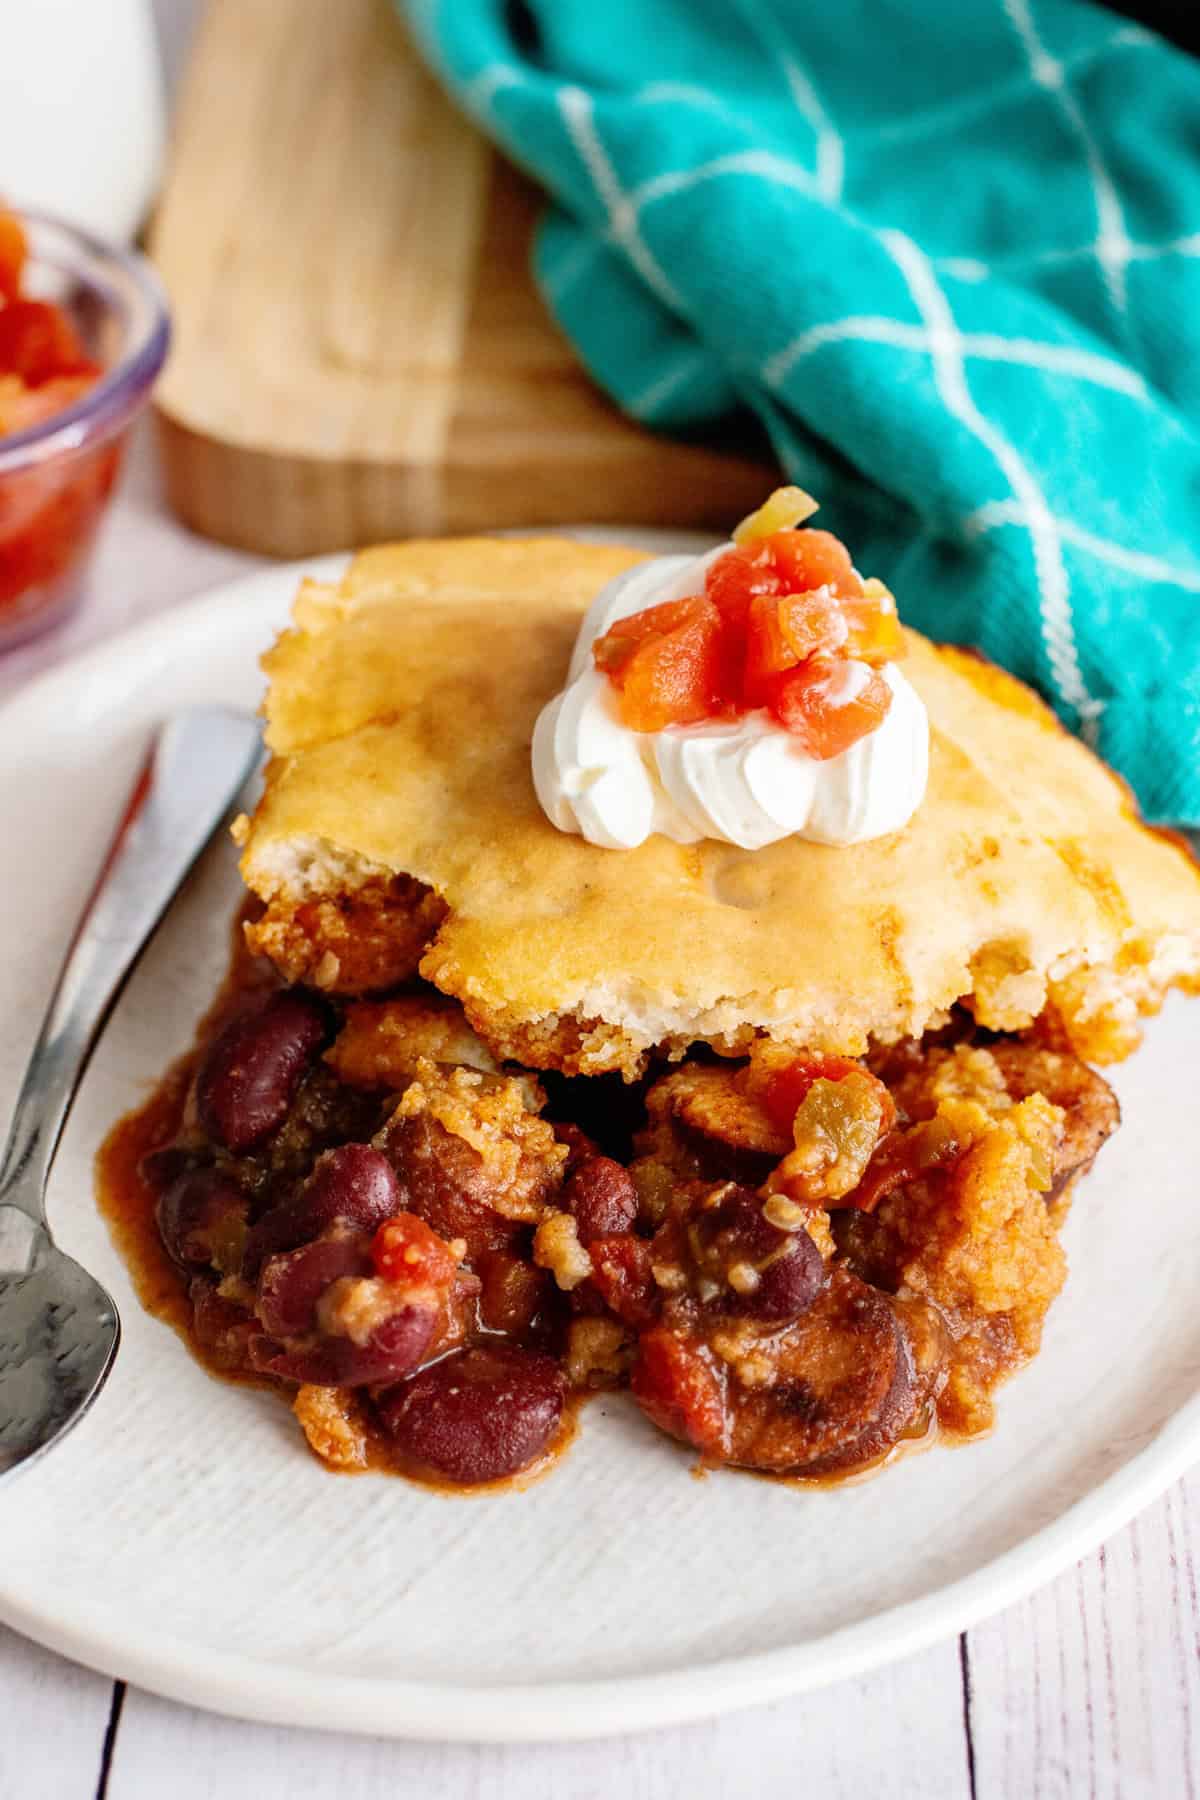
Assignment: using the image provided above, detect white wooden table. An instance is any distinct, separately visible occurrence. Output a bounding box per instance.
[2,0,1199,1785]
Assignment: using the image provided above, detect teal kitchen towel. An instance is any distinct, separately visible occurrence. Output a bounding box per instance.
[401,0,1200,825]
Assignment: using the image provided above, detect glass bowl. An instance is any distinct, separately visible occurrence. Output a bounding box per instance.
[0,211,170,651]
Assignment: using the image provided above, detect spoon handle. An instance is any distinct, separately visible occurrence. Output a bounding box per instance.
[0,708,263,1218]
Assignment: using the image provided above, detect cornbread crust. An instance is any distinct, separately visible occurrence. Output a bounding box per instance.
[240,538,1200,1078]
[246,873,447,993]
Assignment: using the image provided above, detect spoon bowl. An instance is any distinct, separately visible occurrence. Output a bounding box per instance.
[0,1205,119,1475]
[0,708,263,1481]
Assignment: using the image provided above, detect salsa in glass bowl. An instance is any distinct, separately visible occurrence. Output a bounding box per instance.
[0,208,169,650]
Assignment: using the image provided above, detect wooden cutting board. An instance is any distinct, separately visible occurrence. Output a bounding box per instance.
[150,0,773,556]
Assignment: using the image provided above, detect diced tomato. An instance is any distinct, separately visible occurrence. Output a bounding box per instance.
[0,372,95,440]
[758,1053,862,1135]
[591,506,903,748]
[372,1212,461,1289]
[606,598,727,732]
[0,213,115,622]
[0,300,93,386]
[630,1327,727,1454]
[702,550,775,702]
[0,438,121,603]
[758,1055,895,1139]
[594,595,712,677]
[844,1113,962,1212]
[714,607,750,702]
[743,591,798,690]
[742,588,848,705]
[778,591,850,663]
[0,210,26,303]
[766,527,863,599]
[586,1233,658,1329]
[841,588,905,665]
[703,540,782,623]
[765,655,892,759]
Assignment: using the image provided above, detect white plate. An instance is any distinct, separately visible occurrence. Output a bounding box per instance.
[0,542,1198,1745]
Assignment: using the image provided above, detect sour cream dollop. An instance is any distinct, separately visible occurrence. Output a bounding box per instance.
[532,546,929,852]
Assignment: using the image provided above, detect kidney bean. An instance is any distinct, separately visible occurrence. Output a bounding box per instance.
[256,1229,373,1338]
[477,1250,551,1336]
[250,1303,437,1387]
[140,1145,194,1192]
[562,1156,638,1245]
[196,990,329,1154]
[157,1167,247,1272]
[674,1121,780,1189]
[242,1144,402,1278]
[744,1243,825,1323]
[377,1344,566,1484]
[690,1186,826,1324]
[189,1278,258,1372]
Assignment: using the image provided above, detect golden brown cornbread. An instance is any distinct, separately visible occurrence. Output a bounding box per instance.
[239,537,1200,1077]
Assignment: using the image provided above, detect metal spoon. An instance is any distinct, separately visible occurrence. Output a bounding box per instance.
[0,708,263,1478]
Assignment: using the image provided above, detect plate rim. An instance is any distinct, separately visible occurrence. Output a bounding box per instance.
[1,548,1198,1743]
[2,1393,1196,1742]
